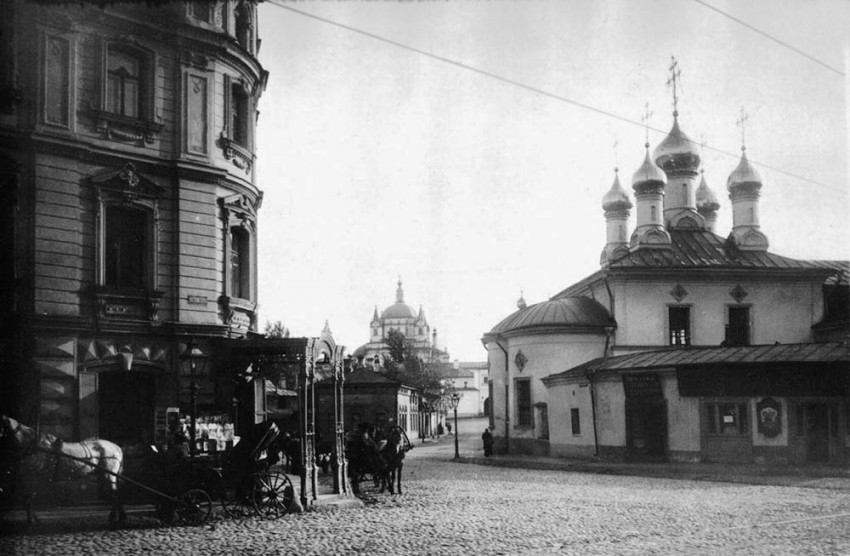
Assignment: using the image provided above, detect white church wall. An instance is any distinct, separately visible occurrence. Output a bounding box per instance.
[612,278,822,347]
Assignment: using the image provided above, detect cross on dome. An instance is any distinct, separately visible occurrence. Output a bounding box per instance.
[666,56,682,116]
[736,107,749,150]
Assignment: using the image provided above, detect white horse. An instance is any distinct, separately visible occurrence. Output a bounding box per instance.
[0,415,126,530]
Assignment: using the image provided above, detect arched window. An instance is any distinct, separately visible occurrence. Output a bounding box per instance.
[235,2,252,51]
[107,47,141,118]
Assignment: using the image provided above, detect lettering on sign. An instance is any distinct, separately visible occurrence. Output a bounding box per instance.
[622,373,663,399]
[231,313,251,328]
[187,295,208,305]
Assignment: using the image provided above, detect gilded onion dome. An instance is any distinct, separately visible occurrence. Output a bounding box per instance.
[727,147,762,191]
[602,169,633,211]
[631,144,667,190]
[653,114,701,173]
[695,170,720,211]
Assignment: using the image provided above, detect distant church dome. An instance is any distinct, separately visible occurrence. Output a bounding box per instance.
[602,169,632,211]
[381,279,417,319]
[696,170,720,211]
[653,114,701,173]
[727,147,762,190]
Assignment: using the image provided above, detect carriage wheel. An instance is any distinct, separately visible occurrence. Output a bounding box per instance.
[253,470,294,519]
[176,489,212,526]
[222,475,259,519]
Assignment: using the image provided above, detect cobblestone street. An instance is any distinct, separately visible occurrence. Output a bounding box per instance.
[3,419,850,555]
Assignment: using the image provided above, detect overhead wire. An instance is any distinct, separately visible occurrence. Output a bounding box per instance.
[266,0,847,195]
[692,0,844,77]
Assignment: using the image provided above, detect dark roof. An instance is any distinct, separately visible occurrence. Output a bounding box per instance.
[488,297,615,336]
[547,342,850,382]
[606,229,843,273]
[345,369,400,385]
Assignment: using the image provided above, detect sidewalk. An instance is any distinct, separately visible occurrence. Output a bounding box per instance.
[456,452,850,490]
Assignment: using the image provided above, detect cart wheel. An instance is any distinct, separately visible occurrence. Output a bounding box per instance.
[222,476,259,519]
[176,489,212,526]
[253,470,294,518]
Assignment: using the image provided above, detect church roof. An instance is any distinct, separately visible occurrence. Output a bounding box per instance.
[381,303,417,319]
[487,297,615,336]
[546,342,850,382]
[606,229,842,273]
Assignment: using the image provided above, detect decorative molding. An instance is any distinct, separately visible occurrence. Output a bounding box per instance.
[92,287,164,322]
[90,106,163,145]
[669,284,688,302]
[514,350,527,372]
[217,132,253,174]
[182,50,212,70]
[219,295,257,331]
[729,284,748,303]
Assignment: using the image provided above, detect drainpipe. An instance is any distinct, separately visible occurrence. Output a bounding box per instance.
[491,337,510,453]
[586,370,599,458]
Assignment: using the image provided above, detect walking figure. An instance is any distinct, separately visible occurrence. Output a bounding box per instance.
[482,428,494,457]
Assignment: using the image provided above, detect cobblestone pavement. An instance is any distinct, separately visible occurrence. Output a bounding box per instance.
[2,422,849,555]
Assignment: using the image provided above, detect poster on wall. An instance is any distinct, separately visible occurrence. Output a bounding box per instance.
[756,397,782,438]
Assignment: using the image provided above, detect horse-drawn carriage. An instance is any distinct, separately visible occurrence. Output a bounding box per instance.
[344,424,413,495]
[0,415,295,530]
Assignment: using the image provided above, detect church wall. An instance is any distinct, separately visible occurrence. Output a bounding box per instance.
[613,278,821,347]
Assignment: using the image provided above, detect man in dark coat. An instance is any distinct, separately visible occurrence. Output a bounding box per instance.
[482,428,494,457]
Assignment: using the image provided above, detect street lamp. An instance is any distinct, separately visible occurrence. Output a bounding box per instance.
[450,392,460,460]
[180,338,208,457]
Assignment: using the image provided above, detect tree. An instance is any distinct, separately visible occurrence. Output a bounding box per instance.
[382,330,443,393]
[264,320,290,339]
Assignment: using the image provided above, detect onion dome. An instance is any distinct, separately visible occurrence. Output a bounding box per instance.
[695,170,720,211]
[653,115,701,173]
[727,147,762,190]
[489,297,615,336]
[517,292,527,310]
[631,144,667,190]
[602,169,632,211]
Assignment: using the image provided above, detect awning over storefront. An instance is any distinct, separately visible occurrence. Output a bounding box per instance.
[544,342,850,397]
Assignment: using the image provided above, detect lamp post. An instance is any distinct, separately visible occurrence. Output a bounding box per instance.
[180,338,208,458]
[450,392,460,460]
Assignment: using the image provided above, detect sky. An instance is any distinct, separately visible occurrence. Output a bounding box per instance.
[253,0,849,362]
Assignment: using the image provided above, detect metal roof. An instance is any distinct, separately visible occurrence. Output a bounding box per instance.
[488,297,615,336]
[607,229,845,273]
[548,342,850,381]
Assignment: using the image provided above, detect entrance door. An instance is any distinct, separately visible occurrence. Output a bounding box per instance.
[806,403,830,463]
[626,400,668,460]
[99,372,154,445]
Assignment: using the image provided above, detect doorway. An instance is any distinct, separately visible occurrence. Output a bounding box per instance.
[626,400,668,460]
[99,372,154,445]
[805,403,830,463]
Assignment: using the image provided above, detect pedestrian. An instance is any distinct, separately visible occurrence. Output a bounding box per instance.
[482,428,494,457]
[446,422,452,435]
[437,422,444,437]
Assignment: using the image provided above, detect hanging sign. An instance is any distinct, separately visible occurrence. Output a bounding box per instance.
[622,373,662,399]
[756,397,782,438]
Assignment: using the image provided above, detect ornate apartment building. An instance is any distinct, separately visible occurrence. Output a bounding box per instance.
[0,0,267,452]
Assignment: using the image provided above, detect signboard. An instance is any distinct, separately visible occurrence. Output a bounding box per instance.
[622,373,663,399]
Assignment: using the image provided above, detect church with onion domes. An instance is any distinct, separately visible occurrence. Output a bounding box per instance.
[483,65,849,466]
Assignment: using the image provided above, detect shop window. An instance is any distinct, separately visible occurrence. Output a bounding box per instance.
[105,206,149,290]
[515,378,532,427]
[230,226,250,300]
[668,306,691,346]
[571,408,580,435]
[725,306,751,346]
[706,403,748,435]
